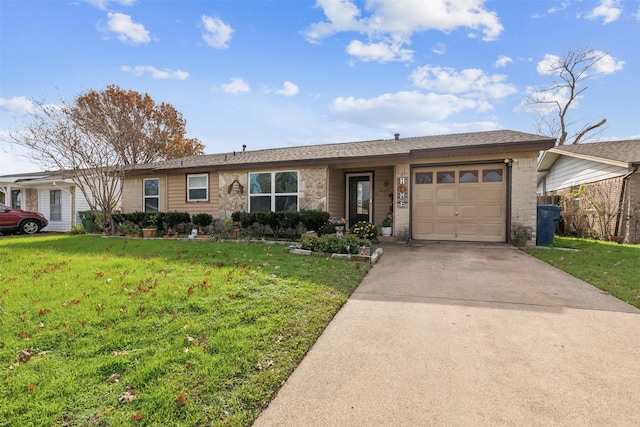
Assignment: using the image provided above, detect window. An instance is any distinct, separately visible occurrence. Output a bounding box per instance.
[144,178,159,212]
[50,190,62,221]
[11,190,21,209]
[437,171,455,183]
[249,171,298,212]
[187,174,208,202]
[415,172,433,184]
[459,170,478,183]
[483,169,503,182]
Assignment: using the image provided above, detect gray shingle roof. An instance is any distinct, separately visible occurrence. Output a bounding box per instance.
[550,139,640,165]
[127,130,555,173]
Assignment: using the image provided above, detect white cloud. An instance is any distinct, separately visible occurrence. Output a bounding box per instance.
[85,0,135,10]
[201,15,234,49]
[537,51,624,76]
[121,65,189,80]
[0,96,34,115]
[221,78,250,94]
[330,91,486,128]
[346,40,413,62]
[431,43,446,55]
[586,0,622,24]
[593,52,625,73]
[411,65,516,99]
[305,0,503,62]
[272,81,300,97]
[495,55,513,68]
[103,12,150,45]
[516,86,571,115]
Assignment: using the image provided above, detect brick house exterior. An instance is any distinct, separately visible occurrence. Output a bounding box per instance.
[122,130,555,246]
[537,139,640,243]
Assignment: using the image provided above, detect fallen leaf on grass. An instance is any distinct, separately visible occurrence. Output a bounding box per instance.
[118,386,139,403]
[27,384,36,394]
[131,412,145,421]
[104,373,121,383]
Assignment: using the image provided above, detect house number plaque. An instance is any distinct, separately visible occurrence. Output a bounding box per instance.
[397,177,408,208]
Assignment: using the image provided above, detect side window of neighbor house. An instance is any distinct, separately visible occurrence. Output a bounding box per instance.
[50,190,62,221]
[187,174,208,202]
[143,178,159,212]
[11,190,21,209]
[249,171,298,212]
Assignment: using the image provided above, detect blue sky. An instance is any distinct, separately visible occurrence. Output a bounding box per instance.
[1,0,639,175]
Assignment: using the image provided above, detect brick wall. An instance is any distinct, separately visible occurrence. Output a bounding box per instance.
[511,157,537,246]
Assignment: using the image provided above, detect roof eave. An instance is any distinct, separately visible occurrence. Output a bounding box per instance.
[410,139,556,159]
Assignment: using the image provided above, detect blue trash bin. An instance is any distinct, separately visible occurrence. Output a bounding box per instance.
[536,205,562,245]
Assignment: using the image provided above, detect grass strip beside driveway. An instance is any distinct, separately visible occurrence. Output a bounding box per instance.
[0,235,370,426]
[528,236,640,309]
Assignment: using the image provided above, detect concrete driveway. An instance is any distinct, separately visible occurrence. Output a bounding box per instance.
[253,242,640,426]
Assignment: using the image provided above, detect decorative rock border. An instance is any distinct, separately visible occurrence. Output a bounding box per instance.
[287,247,384,265]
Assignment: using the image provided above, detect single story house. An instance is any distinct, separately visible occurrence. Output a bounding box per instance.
[0,171,93,232]
[122,130,555,245]
[537,139,640,243]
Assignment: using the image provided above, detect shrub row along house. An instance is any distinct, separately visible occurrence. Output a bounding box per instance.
[537,139,640,243]
[120,130,555,246]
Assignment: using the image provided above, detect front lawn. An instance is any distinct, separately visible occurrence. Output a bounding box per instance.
[0,235,371,426]
[528,236,640,309]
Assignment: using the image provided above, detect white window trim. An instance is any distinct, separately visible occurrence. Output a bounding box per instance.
[187,173,209,202]
[143,178,160,212]
[248,170,299,212]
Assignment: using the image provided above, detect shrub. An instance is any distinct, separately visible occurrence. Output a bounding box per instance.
[300,210,330,232]
[351,221,378,240]
[300,234,319,251]
[164,211,191,228]
[318,221,337,236]
[191,213,213,227]
[67,225,86,235]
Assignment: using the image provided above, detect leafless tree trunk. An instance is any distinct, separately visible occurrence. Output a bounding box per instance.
[526,47,610,145]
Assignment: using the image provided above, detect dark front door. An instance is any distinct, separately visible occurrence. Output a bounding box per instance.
[347,174,372,228]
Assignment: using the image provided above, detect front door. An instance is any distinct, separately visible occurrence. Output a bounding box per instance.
[346,173,372,229]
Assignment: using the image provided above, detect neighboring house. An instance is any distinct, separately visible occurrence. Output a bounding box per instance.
[122,130,555,245]
[537,139,640,243]
[0,171,93,232]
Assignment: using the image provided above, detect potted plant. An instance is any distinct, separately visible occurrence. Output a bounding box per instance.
[225,218,241,239]
[192,213,213,237]
[380,216,392,237]
[121,221,141,238]
[142,214,159,238]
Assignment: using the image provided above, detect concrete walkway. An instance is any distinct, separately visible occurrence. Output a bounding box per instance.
[253,242,640,426]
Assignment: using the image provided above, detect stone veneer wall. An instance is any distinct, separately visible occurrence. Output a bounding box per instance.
[393,162,411,239]
[218,167,327,218]
[510,157,538,246]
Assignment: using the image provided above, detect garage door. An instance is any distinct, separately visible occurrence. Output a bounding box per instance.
[412,164,506,242]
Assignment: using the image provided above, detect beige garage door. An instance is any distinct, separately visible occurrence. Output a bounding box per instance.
[412,165,506,242]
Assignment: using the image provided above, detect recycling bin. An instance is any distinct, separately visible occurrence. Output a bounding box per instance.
[536,205,562,246]
[79,210,98,233]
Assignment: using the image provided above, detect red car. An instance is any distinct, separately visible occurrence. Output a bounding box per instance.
[0,203,49,234]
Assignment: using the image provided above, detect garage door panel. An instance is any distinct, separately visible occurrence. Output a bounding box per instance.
[415,188,434,201]
[480,186,504,201]
[413,164,506,242]
[458,205,479,218]
[436,205,455,218]
[458,187,479,201]
[435,188,456,201]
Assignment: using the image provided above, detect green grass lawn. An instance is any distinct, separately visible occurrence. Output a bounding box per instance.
[528,236,640,309]
[0,235,371,426]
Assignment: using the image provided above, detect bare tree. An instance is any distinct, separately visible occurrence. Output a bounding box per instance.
[9,85,205,234]
[526,47,611,145]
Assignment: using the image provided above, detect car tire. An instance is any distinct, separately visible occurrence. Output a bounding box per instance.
[20,220,41,234]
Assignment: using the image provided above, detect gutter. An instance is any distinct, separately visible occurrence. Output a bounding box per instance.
[614,166,638,236]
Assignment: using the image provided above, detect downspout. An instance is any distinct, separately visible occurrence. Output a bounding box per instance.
[505,159,513,244]
[614,166,638,236]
